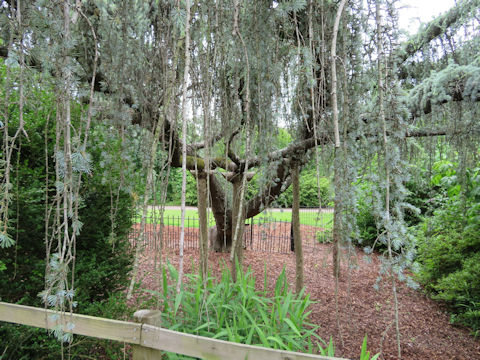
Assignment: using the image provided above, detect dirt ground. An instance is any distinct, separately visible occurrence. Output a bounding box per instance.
[129,226,480,360]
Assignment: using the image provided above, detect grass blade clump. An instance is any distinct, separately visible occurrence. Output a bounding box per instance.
[146,262,326,358]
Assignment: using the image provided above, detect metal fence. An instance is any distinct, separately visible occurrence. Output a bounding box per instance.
[130,208,333,254]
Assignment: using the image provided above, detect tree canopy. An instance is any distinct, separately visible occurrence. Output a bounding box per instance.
[0,0,478,292]
[1,0,479,357]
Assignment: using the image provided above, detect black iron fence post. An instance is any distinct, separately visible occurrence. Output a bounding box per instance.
[290,220,295,252]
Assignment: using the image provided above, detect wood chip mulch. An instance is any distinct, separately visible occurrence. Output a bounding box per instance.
[129,227,480,360]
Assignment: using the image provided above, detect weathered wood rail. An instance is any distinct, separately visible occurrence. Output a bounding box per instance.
[0,302,348,360]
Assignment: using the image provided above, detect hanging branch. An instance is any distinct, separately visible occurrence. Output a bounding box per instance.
[396,0,480,65]
[67,3,99,307]
[12,0,28,141]
[194,3,218,281]
[310,0,325,215]
[126,122,162,299]
[76,5,98,151]
[290,5,307,295]
[376,1,402,358]
[0,0,28,249]
[331,0,348,278]
[176,0,192,294]
[229,0,252,280]
[127,26,178,299]
[0,34,14,248]
[330,0,348,347]
[39,0,78,346]
[291,160,303,293]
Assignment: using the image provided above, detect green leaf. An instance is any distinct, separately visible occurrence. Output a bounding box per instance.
[283,317,301,337]
[267,335,287,349]
[174,291,183,317]
[193,321,215,333]
[360,335,368,359]
[212,330,229,339]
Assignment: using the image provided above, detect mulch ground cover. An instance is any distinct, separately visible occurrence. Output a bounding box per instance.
[129,225,480,360]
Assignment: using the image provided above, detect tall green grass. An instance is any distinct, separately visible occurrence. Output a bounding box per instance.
[143,263,379,359]
[145,262,328,359]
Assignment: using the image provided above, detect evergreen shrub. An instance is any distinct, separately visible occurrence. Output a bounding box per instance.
[355,175,439,252]
[275,171,333,208]
[0,75,135,358]
[416,162,480,335]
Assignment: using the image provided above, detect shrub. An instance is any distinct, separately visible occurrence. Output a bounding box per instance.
[416,163,480,334]
[0,119,134,306]
[354,195,381,251]
[74,179,134,305]
[166,168,198,206]
[416,205,480,333]
[0,160,134,359]
[275,170,333,208]
[0,73,135,358]
[354,174,440,252]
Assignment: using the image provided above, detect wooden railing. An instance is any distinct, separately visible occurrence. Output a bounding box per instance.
[0,302,348,360]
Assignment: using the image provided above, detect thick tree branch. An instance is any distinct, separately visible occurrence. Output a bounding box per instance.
[407,127,480,138]
[156,118,237,172]
[227,148,241,167]
[245,123,478,178]
[396,0,480,65]
[408,62,480,117]
[187,131,224,151]
[246,132,330,168]
[245,159,292,219]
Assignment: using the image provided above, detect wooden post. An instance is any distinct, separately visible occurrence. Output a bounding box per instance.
[291,162,304,293]
[132,310,163,360]
[231,177,246,281]
[197,173,209,280]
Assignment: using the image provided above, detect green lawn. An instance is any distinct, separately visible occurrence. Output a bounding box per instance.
[135,208,333,229]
